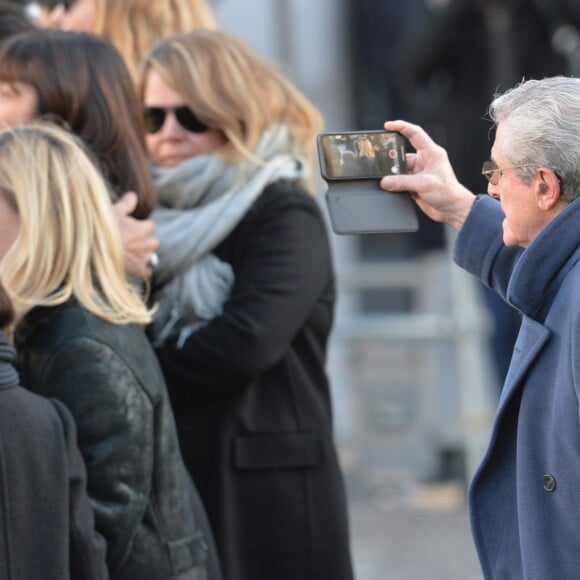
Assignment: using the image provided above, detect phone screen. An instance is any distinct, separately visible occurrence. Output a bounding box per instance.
[318,131,406,180]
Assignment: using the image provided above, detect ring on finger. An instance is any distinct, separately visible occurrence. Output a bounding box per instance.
[148,252,159,269]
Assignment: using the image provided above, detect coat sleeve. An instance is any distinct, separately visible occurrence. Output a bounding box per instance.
[41,338,154,575]
[453,195,524,301]
[50,398,109,580]
[155,189,334,391]
[573,295,580,406]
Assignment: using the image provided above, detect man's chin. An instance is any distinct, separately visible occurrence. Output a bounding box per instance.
[502,220,516,247]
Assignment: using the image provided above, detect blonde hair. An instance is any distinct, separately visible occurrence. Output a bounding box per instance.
[91,0,217,82]
[0,122,152,325]
[140,29,323,173]
[357,139,375,158]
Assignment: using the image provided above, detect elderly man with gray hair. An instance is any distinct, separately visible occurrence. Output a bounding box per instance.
[380,76,580,579]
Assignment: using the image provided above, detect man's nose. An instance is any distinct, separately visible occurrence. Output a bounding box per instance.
[487,183,500,200]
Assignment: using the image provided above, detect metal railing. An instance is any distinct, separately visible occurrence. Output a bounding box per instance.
[330,236,496,482]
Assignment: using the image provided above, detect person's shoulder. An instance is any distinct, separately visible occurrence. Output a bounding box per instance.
[18,304,94,359]
[0,384,73,436]
[17,302,151,381]
[262,178,310,196]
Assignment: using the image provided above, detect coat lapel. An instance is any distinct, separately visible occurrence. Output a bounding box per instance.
[496,318,551,415]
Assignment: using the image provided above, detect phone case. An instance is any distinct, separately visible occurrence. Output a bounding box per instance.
[324,180,419,235]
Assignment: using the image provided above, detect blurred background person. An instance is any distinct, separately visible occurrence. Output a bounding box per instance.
[0,121,221,580]
[140,29,354,580]
[0,1,34,41]
[18,0,58,26]
[355,137,379,176]
[0,280,108,580]
[0,29,158,277]
[33,0,217,81]
[349,0,445,256]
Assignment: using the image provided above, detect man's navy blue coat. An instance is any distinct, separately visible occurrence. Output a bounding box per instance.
[454,196,580,579]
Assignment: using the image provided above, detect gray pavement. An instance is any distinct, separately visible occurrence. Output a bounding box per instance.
[331,290,490,579]
[326,246,497,580]
[347,478,482,579]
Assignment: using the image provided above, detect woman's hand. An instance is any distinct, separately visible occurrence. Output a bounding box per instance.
[114,192,159,279]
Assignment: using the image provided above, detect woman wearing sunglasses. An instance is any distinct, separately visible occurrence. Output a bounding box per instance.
[140,29,354,580]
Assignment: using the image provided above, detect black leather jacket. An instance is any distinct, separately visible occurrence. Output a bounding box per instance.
[15,301,219,580]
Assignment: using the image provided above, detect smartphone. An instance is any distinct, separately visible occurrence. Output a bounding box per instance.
[317,130,418,235]
[317,130,406,180]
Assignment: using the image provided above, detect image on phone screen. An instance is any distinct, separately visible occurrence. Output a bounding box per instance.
[318,131,405,180]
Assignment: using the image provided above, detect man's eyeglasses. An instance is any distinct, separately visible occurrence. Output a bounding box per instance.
[481,160,536,185]
[143,106,209,135]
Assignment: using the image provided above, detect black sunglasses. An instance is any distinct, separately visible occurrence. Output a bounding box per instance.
[143,106,209,135]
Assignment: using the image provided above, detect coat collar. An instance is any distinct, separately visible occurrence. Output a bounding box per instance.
[14,300,76,353]
[507,198,580,320]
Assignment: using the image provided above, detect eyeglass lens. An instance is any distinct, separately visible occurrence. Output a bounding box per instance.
[143,106,209,135]
[482,160,498,183]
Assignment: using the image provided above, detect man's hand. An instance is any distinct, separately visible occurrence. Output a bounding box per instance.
[380,120,476,230]
[114,192,159,279]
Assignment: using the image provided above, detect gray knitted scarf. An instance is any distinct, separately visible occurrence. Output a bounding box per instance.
[150,125,307,347]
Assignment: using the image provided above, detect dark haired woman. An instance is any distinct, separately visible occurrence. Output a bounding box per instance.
[0,28,154,216]
[0,28,159,277]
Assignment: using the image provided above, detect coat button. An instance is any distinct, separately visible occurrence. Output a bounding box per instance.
[543,474,556,492]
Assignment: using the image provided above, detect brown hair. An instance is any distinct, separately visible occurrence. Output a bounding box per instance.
[0,29,155,218]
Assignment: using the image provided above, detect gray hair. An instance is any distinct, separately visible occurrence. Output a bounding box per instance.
[489,76,580,203]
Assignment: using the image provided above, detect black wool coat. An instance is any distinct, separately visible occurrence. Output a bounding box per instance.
[0,332,108,580]
[153,180,355,580]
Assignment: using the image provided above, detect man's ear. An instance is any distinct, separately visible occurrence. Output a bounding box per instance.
[536,168,562,210]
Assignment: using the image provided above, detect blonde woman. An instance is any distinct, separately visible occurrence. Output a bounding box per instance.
[354,137,379,176]
[140,30,354,580]
[38,0,216,81]
[0,122,221,580]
